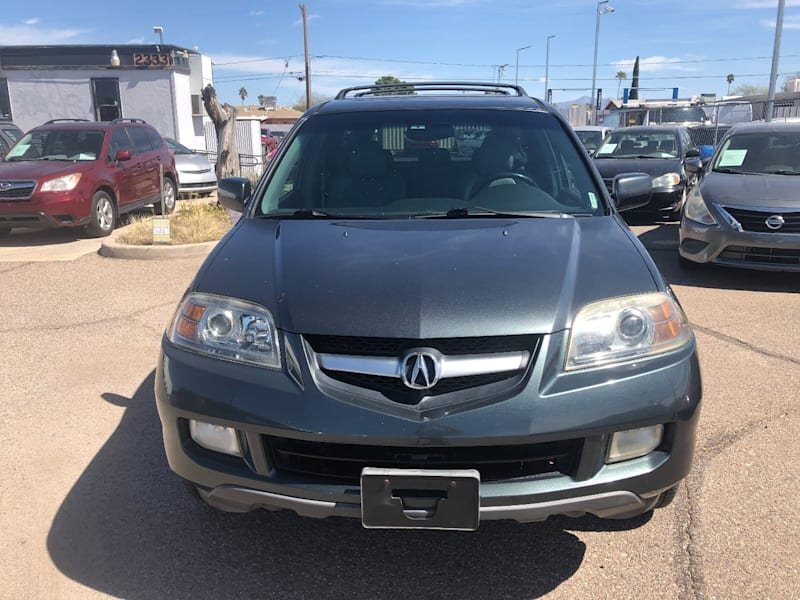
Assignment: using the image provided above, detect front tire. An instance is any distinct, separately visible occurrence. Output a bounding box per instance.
[85,191,116,237]
[154,177,177,215]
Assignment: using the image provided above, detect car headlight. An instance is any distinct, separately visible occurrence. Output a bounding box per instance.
[565,292,693,371]
[683,187,716,225]
[650,172,681,188]
[167,292,281,369]
[40,173,82,192]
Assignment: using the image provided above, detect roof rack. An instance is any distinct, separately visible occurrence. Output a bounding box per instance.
[111,118,147,124]
[43,118,91,124]
[335,81,529,100]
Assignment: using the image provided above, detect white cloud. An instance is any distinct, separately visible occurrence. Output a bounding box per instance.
[23,17,40,26]
[127,37,146,44]
[293,13,320,26]
[612,55,700,73]
[0,23,85,44]
[249,10,265,16]
[761,15,800,28]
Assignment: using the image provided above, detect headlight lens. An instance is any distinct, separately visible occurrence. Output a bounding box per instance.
[650,172,681,188]
[565,292,692,370]
[167,293,281,369]
[40,173,82,192]
[683,187,716,225]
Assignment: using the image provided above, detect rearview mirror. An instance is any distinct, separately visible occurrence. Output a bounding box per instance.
[613,173,652,212]
[115,149,132,161]
[685,158,703,174]
[218,177,252,213]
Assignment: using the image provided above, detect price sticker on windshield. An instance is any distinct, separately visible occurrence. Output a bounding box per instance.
[718,149,747,167]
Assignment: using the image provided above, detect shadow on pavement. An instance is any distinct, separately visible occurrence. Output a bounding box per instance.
[47,372,650,599]
[633,222,800,294]
[0,212,147,248]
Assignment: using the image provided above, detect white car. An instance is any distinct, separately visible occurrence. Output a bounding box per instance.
[573,126,612,154]
[165,138,217,197]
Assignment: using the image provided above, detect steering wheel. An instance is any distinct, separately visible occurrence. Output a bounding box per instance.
[467,172,540,200]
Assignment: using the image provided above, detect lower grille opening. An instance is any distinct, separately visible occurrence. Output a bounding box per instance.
[265,436,584,484]
[719,245,800,266]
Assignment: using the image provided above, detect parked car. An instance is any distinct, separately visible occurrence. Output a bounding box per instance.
[593,126,703,218]
[261,127,278,153]
[156,82,701,530]
[573,126,612,154]
[0,120,24,160]
[679,120,800,271]
[164,137,217,197]
[0,118,177,237]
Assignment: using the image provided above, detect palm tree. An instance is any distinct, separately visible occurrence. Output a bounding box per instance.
[239,87,248,105]
[726,74,735,96]
[615,71,627,100]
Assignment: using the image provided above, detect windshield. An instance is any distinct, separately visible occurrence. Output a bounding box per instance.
[165,138,193,155]
[595,130,679,158]
[5,129,105,162]
[2,128,21,143]
[255,110,605,218]
[714,131,800,175]
[649,107,708,124]
[575,130,604,150]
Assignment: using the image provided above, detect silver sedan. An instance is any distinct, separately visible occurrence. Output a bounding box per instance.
[165,138,217,197]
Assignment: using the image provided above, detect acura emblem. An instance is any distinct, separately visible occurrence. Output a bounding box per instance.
[0,182,11,191]
[765,215,785,230]
[401,350,441,390]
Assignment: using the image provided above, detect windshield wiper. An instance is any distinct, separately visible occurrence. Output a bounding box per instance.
[764,169,800,175]
[421,206,571,219]
[258,208,366,219]
[714,167,749,175]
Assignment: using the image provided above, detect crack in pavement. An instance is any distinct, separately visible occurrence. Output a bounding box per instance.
[0,262,34,275]
[693,324,800,368]
[0,300,177,334]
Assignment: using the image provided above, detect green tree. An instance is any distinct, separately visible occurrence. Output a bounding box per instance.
[732,83,768,97]
[726,74,735,95]
[257,94,266,107]
[291,92,331,112]
[373,75,415,96]
[615,71,627,100]
[629,57,640,101]
[238,86,248,105]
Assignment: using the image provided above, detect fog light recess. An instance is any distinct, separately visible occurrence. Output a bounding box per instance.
[607,425,664,463]
[189,419,242,457]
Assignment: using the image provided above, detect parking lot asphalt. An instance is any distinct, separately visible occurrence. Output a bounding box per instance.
[0,221,798,600]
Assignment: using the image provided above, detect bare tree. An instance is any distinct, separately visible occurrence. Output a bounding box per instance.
[202,84,241,180]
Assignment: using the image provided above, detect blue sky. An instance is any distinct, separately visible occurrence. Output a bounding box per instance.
[2,0,799,106]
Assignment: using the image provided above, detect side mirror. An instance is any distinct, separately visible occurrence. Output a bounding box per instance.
[685,158,704,174]
[115,149,132,161]
[685,148,701,158]
[218,177,252,213]
[613,173,652,212]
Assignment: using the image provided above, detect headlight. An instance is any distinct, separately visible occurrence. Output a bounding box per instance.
[565,292,693,370]
[40,173,82,192]
[683,187,716,225]
[167,293,281,369]
[650,172,681,188]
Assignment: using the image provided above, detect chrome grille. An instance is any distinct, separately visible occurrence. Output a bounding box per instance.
[722,207,800,234]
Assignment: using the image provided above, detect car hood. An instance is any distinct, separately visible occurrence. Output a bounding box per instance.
[0,160,92,180]
[173,153,213,172]
[195,216,657,338]
[593,157,683,179]
[701,171,800,208]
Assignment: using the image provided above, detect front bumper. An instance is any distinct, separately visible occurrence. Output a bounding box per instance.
[155,331,702,523]
[0,189,92,229]
[176,170,217,195]
[679,217,800,271]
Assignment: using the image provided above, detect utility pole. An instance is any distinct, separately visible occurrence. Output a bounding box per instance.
[300,4,311,110]
[765,0,786,122]
[544,35,555,101]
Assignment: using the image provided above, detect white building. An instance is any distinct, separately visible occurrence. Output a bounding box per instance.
[0,44,212,150]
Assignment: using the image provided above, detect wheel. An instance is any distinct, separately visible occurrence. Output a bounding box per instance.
[154,177,177,215]
[466,172,540,200]
[678,253,701,270]
[85,191,116,237]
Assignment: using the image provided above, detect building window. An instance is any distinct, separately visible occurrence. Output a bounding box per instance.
[191,94,204,117]
[0,79,11,120]
[91,78,121,121]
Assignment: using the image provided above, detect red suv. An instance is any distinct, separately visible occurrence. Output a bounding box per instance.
[0,118,178,237]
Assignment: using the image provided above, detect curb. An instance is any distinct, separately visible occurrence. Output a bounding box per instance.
[99,238,218,260]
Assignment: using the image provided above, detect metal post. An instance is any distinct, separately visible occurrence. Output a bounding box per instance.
[515,46,531,87]
[544,35,555,101]
[300,4,311,110]
[159,162,165,215]
[590,1,613,126]
[765,0,786,122]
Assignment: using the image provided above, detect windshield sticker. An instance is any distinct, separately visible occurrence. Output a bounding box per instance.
[600,143,617,154]
[718,149,747,167]
[588,192,598,209]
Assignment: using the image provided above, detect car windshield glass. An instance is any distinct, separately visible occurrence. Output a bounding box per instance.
[575,130,604,148]
[2,128,21,142]
[595,130,679,158]
[256,109,605,218]
[5,129,104,161]
[649,107,708,124]
[713,131,800,175]
[166,138,193,154]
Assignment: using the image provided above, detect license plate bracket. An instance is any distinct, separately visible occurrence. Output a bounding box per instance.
[360,467,480,530]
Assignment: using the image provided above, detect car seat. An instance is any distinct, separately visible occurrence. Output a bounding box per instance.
[327,142,406,208]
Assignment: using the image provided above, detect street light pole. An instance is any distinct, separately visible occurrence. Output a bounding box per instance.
[544,35,555,102]
[496,63,509,83]
[590,1,614,125]
[765,0,786,122]
[515,46,531,86]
